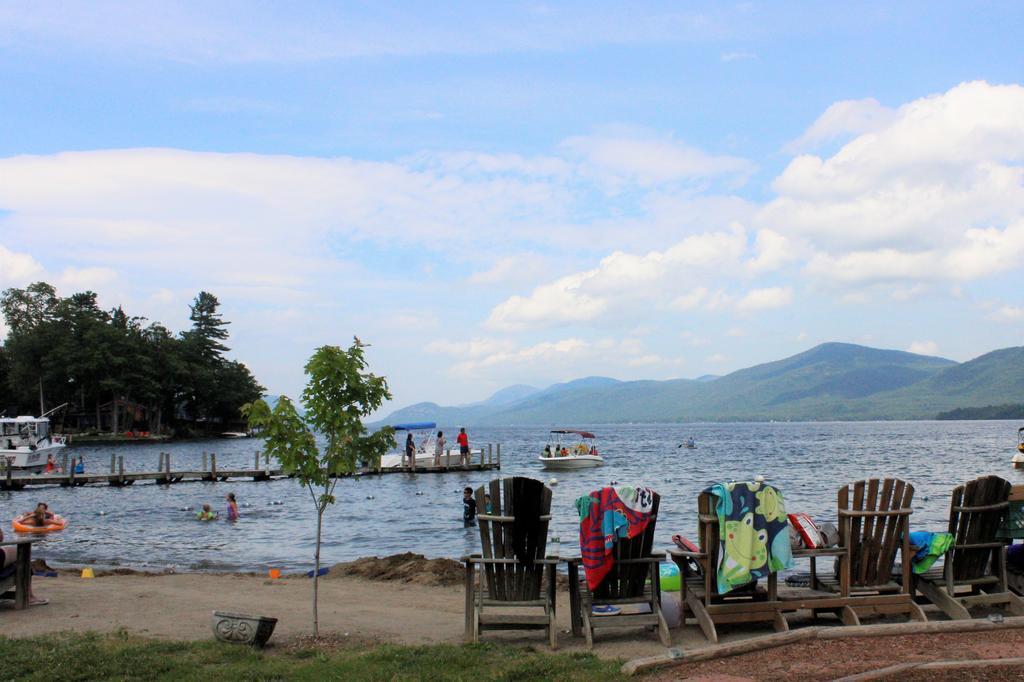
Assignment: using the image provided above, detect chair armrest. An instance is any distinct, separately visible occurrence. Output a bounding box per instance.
[617,555,666,565]
[792,547,846,558]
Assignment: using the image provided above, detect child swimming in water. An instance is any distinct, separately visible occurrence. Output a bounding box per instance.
[196,504,217,521]
[226,493,239,521]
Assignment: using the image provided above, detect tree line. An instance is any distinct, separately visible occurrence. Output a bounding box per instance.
[0,282,264,435]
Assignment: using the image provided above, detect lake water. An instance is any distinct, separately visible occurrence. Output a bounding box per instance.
[1,421,1021,573]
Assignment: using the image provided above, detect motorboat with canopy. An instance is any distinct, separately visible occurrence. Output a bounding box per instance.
[378,422,483,469]
[538,429,604,470]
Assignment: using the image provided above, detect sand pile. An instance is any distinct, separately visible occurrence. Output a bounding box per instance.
[329,552,464,587]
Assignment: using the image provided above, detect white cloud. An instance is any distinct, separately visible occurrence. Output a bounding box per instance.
[0,3,755,63]
[734,286,793,312]
[0,245,45,286]
[907,340,939,356]
[468,255,553,288]
[562,130,755,188]
[720,51,756,62]
[762,82,1024,288]
[486,226,747,330]
[990,304,1024,321]
[785,98,896,152]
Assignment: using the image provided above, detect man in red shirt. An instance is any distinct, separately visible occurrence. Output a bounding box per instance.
[457,427,470,466]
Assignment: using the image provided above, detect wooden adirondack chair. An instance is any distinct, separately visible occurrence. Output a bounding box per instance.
[568,490,669,649]
[913,475,1024,619]
[831,478,926,624]
[668,490,793,644]
[463,477,558,648]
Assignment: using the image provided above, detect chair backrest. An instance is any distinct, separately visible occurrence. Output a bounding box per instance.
[592,492,660,600]
[948,475,1011,581]
[475,477,552,601]
[696,491,721,594]
[838,478,914,589]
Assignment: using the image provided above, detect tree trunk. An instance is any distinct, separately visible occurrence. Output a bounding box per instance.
[313,504,324,637]
[112,395,119,434]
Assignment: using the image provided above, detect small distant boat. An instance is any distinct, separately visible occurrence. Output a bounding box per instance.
[538,429,604,470]
[220,432,250,439]
[1,415,67,473]
[679,438,696,449]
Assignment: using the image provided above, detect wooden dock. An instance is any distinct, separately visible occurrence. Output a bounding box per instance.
[0,444,502,491]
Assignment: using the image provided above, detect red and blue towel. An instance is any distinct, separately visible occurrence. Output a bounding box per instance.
[576,486,656,590]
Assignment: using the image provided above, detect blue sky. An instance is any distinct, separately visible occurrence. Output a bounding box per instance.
[1,1,1024,411]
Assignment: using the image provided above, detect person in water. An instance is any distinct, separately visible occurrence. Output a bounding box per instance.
[434,430,446,467]
[463,486,477,527]
[226,492,239,521]
[44,454,56,473]
[23,502,55,527]
[404,432,416,468]
[74,456,85,474]
[0,527,47,605]
[196,504,217,521]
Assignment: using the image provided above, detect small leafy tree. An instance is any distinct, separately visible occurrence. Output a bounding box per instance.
[243,339,394,636]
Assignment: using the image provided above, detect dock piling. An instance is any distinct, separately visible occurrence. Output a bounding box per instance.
[62,453,68,475]
[488,444,493,466]
[118,455,125,485]
[211,453,217,480]
[110,453,116,474]
[496,444,501,469]
[5,458,11,488]
[202,452,208,472]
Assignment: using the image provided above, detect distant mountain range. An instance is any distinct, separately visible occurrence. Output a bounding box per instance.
[378,342,1024,424]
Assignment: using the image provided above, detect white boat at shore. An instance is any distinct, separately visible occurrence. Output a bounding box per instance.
[378,422,482,469]
[538,429,604,470]
[1,416,67,474]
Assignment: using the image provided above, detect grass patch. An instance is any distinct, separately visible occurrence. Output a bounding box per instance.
[0,632,626,681]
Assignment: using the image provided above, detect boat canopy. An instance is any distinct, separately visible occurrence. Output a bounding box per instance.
[392,422,437,431]
[550,429,596,439]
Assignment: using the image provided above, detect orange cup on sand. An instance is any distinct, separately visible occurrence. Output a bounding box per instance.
[269,569,281,580]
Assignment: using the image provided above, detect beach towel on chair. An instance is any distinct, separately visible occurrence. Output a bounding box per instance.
[576,486,656,590]
[908,531,954,574]
[706,481,793,594]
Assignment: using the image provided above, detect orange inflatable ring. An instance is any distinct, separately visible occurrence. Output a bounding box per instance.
[12,513,67,533]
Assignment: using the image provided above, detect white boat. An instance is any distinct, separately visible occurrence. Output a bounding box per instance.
[220,431,249,439]
[1,416,67,474]
[538,429,604,470]
[378,422,482,469]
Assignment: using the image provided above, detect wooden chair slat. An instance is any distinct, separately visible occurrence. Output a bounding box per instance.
[849,481,865,581]
[858,478,880,585]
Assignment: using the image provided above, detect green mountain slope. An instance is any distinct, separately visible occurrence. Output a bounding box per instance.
[377,343,1024,424]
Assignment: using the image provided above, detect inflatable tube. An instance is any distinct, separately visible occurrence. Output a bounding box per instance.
[12,513,67,533]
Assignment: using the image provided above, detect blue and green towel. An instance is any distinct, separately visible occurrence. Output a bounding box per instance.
[706,481,793,594]
[908,531,954,574]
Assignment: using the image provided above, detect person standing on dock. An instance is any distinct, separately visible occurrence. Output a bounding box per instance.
[405,432,416,469]
[457,427,469,466]
[434,430,446,467]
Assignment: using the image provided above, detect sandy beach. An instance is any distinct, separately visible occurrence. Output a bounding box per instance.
[1,564,679,660]
[5,556,1024,680]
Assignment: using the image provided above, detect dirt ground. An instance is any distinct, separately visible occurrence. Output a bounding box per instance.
[5,555,1024,678]
[657,630,1024,681]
